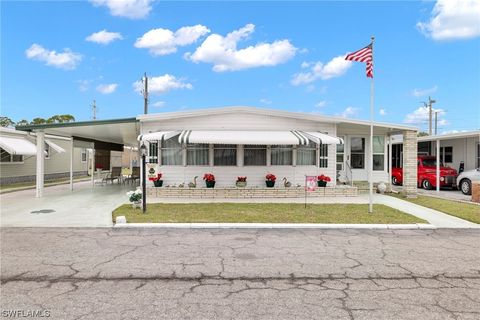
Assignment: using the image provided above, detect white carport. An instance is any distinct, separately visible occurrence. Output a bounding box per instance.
[16,118,139,197]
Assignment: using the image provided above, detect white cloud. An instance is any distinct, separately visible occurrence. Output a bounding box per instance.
[186,24,297,72]
[89,0,153,19]
[96,83,118,94]
[77,80,91,92]
[151,101,165,108]
[315,101,327,108]
[404,106,447,125]
[25,44,82,70]
[260,98,272,105]
[133,74,192,95]
[86,29,123,45]
[441,129,468,134]
[379,108,387,116]
[337,107,360,118]
[135,25,210,56]
[411,85,438,97]
[417,0,480,40]
[291,56,353,86]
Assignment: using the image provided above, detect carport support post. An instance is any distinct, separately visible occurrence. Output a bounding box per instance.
[35,131,45,198]
[69,138,74,191]
[402,130,418,198]
[436,139,440,193]
[91,149,95,187]
[388,135,393,188]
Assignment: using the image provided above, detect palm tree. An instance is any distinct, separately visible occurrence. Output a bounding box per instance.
[47,114,75,123]
[16,119,30,126]
[31,118,47,125]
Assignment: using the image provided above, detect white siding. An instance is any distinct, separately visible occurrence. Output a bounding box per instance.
[432,136,480,171]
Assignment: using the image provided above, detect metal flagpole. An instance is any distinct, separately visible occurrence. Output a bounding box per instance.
[369,36,375,213]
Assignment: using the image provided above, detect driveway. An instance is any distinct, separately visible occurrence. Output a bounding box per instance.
[0,181,133,227]
[392,185,471,202]
[1,228,479,319]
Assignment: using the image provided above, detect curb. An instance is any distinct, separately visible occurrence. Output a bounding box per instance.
[113,221,437,229]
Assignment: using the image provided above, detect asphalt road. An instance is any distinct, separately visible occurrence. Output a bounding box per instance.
[1,228,480,320]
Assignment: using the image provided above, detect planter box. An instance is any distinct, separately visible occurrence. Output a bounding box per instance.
[317,181,327,187]
[205,181,216,188]
[236,181,247,188]
[153,180,163,187]
[265,181,275,188]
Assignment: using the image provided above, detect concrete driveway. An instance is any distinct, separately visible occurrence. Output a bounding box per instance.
[392,185,472,202]
[0,181,133,227]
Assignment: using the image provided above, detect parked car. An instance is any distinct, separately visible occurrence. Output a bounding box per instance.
[391,156,458,190]
[456,168,480,195]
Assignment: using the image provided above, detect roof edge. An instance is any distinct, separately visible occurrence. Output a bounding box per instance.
[15,117,138,131]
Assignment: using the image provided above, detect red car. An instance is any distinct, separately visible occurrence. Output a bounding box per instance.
[391,156,458,190]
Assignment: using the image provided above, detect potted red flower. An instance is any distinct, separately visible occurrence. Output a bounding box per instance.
[203,173,215,188]
[236,176,247,187]
[317,174,331,187]
[265,173,276,188]
[149,173,163,187]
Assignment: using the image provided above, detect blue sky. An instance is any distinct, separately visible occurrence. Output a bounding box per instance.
[1,0,479,133]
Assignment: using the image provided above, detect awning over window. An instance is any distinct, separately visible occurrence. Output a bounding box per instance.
[0,136,37,156]
[45,140,66,154]
[137,131,180,142]
[301,132,344,145]
[178,130,310,145]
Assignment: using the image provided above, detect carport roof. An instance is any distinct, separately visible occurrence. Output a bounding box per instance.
[16,117,139,146]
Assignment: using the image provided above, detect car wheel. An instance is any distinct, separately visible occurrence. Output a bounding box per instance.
[392,176,398,185]
[422,179,433,190]
[460,179,472,195]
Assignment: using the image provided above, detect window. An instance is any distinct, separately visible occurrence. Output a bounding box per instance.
[319,144,328,168]
[214,144,236,166]
[440,146,453,163]
[271,145,292,165]
[336,138,344,171]
[297,141,316,165]
[372,136,385,171]
[244,145,266,166]
[418,141,431,155]
[148,142,158,164]
[81,149,87,162]
[0,148,23,163]
[350,137,365,169]
[477,144,480,168]
[161,138,182,165]
[187,144,209,165]
[44,144,50,159]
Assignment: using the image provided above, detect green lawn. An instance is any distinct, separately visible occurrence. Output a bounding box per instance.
[113,203,427,224]
[391,194,480,224]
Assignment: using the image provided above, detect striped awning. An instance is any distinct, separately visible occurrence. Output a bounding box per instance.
[178,130,310,145]
[301,132,344,145]
[137,131,180,142]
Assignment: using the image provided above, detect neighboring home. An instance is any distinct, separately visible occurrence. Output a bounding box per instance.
[0,127,88,185]
[391,130,480,172]
[16,107,419,197]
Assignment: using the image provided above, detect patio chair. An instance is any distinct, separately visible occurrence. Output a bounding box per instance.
[130,167,140,185]
[104,167,122,184]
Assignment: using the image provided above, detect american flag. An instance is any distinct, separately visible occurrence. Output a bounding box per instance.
[345,43,373,78]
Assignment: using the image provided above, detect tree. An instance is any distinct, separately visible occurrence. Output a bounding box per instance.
[417,131,429,137]
[0,116,15,127]
[47,114,75,123]
[16,119,30,126]
[31,118,47,125]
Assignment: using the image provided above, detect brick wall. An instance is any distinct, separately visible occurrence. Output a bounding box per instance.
[402,130,418,198]
[147,186,358,198]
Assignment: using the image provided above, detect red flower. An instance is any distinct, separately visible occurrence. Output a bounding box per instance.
[203,173,215,182]
[317,174,331,182]
[237,176,247,182]
[149,173,163,181]
[266,173,276,182]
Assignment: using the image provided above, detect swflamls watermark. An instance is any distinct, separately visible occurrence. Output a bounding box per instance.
[1,310,50,318]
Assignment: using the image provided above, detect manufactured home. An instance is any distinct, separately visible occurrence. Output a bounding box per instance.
[15,107,420,197]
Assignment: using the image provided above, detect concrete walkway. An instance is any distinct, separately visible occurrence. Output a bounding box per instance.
[0,181,133,227]
[372,194,478,228]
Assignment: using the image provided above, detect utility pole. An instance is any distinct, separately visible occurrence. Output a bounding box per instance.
[143,72,148,115]
[91,100,97,120]
[434,111,438,135]
[427,96,436,135]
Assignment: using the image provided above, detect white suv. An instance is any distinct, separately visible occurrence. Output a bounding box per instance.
[456,168,480,195]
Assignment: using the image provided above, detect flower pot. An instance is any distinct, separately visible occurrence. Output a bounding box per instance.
[236,181,247,188]
[153,180,163,187]
[317,180,327,187]
[265,180,275,188]
[132,201,141,209]
[206,181,215,188]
